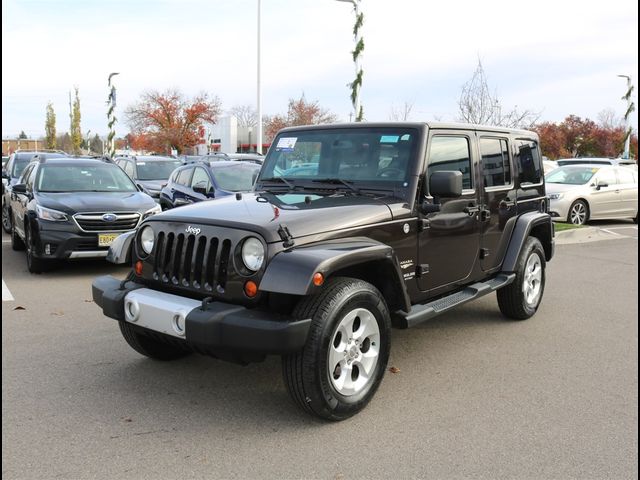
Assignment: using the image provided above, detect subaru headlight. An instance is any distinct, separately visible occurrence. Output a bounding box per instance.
[241,237,264,271]
[36,205,68,221]
[143,204,162,219]
[547,193,564,200]
[139,226,155,255]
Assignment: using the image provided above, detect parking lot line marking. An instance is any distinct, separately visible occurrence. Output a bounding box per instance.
[2,279,14,302]
[600,228,624,236]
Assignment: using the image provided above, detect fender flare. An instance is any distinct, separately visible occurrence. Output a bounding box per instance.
[260,238,411,312]
[501,212,554,272]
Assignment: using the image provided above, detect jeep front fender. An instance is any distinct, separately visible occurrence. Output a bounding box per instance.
[260,238,411,312]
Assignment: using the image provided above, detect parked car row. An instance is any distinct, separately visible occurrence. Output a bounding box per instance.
[3,149,262,272]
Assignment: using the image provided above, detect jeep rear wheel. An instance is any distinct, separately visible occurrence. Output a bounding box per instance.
[282,277,391,421]
[497,236,546,320]
[119,321,192,361]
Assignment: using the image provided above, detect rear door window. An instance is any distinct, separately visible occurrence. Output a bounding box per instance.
[617,168,636,184]
[480,137,511,188]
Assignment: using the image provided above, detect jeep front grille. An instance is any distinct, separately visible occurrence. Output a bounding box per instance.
[74,213,140,232]
[152,231,233,292]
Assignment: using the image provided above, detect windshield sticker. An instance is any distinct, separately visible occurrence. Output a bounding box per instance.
[276,137,297,152]
[380,135,399,143]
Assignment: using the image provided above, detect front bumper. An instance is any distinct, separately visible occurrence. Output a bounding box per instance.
[92,275,311,356]
[35,225,133,259]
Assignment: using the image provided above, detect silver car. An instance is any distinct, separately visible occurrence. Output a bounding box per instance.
[546,165,638,225]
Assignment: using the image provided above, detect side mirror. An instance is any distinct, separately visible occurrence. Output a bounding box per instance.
[429,171,463,198]
[12,183,27,194]
[595,180,608,190]
[193,182,209,195]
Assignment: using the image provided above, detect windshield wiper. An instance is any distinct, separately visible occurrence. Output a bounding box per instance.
[259,177,297,192]
[311,178,360,194]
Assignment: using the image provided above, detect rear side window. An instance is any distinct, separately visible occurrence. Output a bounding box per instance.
[176,168,193,186]
[427,136,473,190]
[617,168,636,184]
[480,138,511,188]
[515,140,543,185]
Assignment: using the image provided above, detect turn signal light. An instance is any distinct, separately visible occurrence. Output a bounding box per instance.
[312,272,324,286]
[244,280,258,298]
[135,261,143,276]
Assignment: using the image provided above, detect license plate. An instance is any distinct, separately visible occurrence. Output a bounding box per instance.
[98,233,120,247]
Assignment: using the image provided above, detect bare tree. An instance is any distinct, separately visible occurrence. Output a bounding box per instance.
[229,104,257,128]
[457,60,540,129]
[389,101,414,121]
[597,108,624,130]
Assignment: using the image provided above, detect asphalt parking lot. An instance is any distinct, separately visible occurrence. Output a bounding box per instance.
[2,224,638,480]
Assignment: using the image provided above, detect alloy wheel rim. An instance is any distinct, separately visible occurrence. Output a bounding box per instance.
[2,205,10,230]
[522,252,543,307]
[570,203,586,225]
[327,307,380,396]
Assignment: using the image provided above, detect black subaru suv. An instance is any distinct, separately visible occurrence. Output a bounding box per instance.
[10,156,161,273]
[92,122,554,420]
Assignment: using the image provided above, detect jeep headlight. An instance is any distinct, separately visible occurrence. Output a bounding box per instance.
[140,226,155,254]
[548,193,563,200]
[241,237,264,271]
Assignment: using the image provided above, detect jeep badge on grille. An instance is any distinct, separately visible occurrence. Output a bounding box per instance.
[185,226,201,235]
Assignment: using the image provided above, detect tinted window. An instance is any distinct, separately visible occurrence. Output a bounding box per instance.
[37,164,137,192]
[428,136,473,190]
[480,138,511,187]
[191,167,210,189]
[176,168,193,186]
[617,168,636,184]
[135,160,182,180]
[212,164,260,192]
[516,140,542,185]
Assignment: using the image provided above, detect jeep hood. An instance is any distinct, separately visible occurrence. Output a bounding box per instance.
[149,192,394,243]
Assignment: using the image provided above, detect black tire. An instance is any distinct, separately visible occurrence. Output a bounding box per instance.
[568,199,589,225]
[282,277,391,421]
[10,221,25,251]
[1,199,11,234]
[497,237,546,320]
[119,321,192,361]
[25,224,48,274]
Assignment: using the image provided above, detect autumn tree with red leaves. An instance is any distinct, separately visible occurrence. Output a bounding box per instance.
[125,89,221,154]
[264,95,338,141]
[531,113,637,160]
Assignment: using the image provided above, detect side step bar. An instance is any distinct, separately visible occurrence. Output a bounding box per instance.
[401,273,516,328]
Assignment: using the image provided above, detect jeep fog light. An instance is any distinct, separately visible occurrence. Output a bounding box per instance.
[140,226,155,254]
[241,237,264,271]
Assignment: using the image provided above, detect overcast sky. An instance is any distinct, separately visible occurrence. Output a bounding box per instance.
[2,0,638,139]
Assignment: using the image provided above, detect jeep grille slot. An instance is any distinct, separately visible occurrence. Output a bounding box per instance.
[150,229,234,294]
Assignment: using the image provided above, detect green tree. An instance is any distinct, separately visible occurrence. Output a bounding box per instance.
[45,102,57,149]
[70,87,82,154]
[18,130,27,139]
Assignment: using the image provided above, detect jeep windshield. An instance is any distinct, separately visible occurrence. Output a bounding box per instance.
[37,164,138,193]
[258,127,419,195]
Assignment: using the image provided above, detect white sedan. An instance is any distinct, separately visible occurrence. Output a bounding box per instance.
[546,165,638,225]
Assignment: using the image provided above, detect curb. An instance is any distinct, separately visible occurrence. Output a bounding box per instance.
[555,226,626,245]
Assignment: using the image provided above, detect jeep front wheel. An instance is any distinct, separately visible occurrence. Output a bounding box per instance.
[497,236,546,320]
[282,277,391,421]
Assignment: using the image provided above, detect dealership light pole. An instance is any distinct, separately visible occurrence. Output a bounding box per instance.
[256,0,263,154]
[618,74,635,159]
